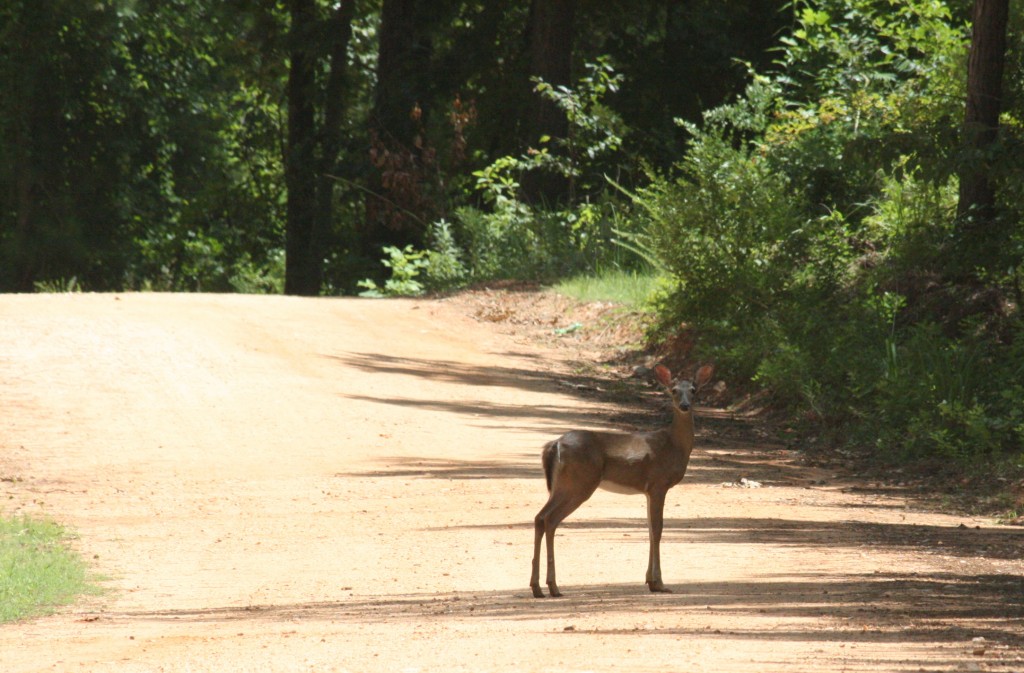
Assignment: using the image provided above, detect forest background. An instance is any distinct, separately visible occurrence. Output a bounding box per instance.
[2,0,1022,490]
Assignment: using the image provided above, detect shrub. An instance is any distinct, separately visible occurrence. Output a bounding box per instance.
[357,245,429,297]
[422,219,467,291]
[636,0,1024,468]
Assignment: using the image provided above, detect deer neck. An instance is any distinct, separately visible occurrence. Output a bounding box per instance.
[669,407,696,458]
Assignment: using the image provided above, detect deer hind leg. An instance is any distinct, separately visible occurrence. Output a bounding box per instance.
[530,512,548,597]
[530,479,598,598]
[645,489,672,593]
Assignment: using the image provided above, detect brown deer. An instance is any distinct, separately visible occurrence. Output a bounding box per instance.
[530,364,714,598]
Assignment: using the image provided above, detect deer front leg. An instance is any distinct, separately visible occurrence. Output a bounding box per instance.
[645,490,672,593]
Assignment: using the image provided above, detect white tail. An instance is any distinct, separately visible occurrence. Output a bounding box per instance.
[530,364,714,598]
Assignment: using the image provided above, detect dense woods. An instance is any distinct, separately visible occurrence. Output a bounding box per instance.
[2,1,1022,472]
[0,0,786,293]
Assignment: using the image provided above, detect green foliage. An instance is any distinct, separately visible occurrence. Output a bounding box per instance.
[450,203,542,281]
[638,0,1024,466]
[531,57,627,198]
[434,58,648,286]
[33,277,83,294]
[554,269,662,308]
[871,322,1023,461]
[0,1,288,293]
[229,250,286,295]
[0,2,134,290]
[763,0,969,220]
[0,4,791,295]
[349,57,652,296]
[778,0,965,103]
[447,196,646,285]
[639,81,809,379]
[0,515,101,623]
[422,219,468,291]
[357,245,429,297]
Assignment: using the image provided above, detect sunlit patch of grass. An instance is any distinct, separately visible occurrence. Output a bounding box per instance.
[0,514,101,622]
[553,269,662,308]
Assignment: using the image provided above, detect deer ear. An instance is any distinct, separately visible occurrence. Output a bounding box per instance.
[694,364,715,388]
[653,365,672,387]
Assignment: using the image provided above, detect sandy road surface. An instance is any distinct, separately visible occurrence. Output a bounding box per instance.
[1,292,1022,672]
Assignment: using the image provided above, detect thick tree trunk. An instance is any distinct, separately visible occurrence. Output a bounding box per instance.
[314,1,355,282]
[373,0,432,149]
[956,0,1009,226]
[5,3,62,291]
[521,0,577,206]
[361,0,435,259]
[945,0,1011,322]
[284,0,321,296]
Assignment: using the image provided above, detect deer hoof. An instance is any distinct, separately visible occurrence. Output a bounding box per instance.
[548,584,563,598]
[648,582,673,594]
[531,585,546,598]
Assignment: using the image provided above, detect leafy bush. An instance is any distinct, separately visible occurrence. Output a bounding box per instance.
[637,0,1024,467]
[530,56,627,200]
[229,250,285,294]
[357,245,429,297]
[422,219,467,291]
[639,78,817,381]
[415,58,645,288]
[452,201,544,281]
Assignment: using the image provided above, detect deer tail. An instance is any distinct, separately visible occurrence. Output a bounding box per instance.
[541,440,558,493]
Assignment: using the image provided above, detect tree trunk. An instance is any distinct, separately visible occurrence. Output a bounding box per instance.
[945,0,1011,322]
[4,3,67,291]
[314,0,355,283]
[284,0,321,296]
[520,0,577,206]
[373,0,432,149]
[956,0,1009,227]
[362,0,435,258]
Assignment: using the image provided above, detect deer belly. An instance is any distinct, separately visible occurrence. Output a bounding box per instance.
[599,479,644,495]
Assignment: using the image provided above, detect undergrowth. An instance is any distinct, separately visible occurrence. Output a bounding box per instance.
[553,269,662,308]
[635,0,1024,479]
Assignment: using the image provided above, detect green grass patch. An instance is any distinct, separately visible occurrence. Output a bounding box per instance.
[0,514,101,622]
[552,269,662,307]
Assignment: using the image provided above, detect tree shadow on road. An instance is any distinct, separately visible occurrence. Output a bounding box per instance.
[463,514,1024,562]
[334,440,803,489]
[338,393,611,430]
[105,570,1024,664]
[326,350,598,397]
[325,351,662,430]
[313,349,1024,665]
[336,454,543,482]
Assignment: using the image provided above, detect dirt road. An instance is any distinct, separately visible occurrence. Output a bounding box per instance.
[1,292,1022,672]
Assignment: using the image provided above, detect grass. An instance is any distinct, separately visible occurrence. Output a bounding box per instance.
[552,268,662,307]
[32,276,82,293]
[0,514,101,622]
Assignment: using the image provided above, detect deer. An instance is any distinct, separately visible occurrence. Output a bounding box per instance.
[530,363,714,598]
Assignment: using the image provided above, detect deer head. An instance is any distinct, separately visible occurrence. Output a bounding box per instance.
[654,364,714,412]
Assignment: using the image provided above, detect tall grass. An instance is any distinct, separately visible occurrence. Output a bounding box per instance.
[553,269,662,308]
[0,514,101,622]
